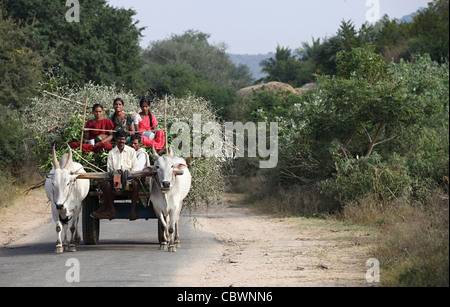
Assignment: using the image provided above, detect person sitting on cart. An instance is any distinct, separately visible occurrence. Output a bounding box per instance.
[90,129,141,221]
[133,97,165,151]
[109,98,136,143]
[130,134,152,190]
[130,134,151,170]
[69,103,114,153]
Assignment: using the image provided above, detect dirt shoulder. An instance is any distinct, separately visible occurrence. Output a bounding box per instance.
[0,187,52,248]
[176,193,377,287]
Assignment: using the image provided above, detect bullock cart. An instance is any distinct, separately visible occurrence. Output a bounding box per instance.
[76,168,183,245]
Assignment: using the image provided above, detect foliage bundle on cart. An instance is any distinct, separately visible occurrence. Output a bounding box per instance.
[24,79,228,210]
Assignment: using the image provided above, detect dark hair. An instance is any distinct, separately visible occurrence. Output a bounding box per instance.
[92,103,103,111]
[114,129,127,139]
[130,134,142,143]
[139,97,150,107]
[114,98,124,105]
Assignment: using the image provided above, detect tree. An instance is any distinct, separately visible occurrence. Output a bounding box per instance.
[1,0,144,91]
[307,46,447,160]
[0,11,43,108]
[402,0,449,62]
[141,30,253,117]
[372,1,449,63]
[260,45,307,87]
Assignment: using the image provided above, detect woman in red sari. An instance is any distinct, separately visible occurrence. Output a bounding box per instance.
[133,98,165,151]
[70,104,114,153]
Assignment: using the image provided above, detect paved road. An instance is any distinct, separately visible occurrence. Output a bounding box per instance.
[0,213,221,287]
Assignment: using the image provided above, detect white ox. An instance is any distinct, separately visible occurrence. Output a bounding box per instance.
[45,147,90,253]
[151,147,192,252]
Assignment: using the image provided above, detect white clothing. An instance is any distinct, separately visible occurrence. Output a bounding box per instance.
[107,145,140,172]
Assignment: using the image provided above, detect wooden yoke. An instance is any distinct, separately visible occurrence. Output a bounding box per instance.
[70,168,184,181]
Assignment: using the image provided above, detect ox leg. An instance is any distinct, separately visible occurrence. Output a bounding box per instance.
[52,203,64,254]
[74,215,81,244]
[62,223,69,250]
[174,200,183,247]
[69,210,81,252]
[158,213,169,250]
[69,225,77,252]
[175,200,183,247]
[55,221,64,254]
[168,211,179,252]
[174,220,180,247]
[68,220,77,252]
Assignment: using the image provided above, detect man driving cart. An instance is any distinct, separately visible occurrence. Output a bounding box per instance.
[90,129,142,221]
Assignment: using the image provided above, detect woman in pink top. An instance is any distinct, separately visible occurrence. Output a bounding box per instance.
[133,98,165,151]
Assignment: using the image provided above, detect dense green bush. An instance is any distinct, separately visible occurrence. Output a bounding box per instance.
[0,11,43,108]
[318,153,412,205]
[0,105,25,167]
[244,48,448,211]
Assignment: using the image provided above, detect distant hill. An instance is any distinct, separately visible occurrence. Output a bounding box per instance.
[229,8,426,81]
[228,52,274,81]
[397,7,426,23]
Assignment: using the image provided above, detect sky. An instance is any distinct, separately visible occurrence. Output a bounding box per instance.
[105,0,431,55]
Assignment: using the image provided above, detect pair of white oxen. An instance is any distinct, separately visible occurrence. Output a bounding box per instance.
[45,146,191,253]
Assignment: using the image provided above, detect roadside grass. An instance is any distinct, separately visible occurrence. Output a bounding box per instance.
[0,171,22,208]
[0,168,43,208]
[346,193,449,287]
[234,176,449,287]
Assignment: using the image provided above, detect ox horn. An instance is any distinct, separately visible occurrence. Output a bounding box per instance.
[65,145,73,170]
[152,145,160,159]
[169,147,174,158]
[52,146,61,169]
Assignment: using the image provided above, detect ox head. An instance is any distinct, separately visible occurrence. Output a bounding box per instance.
[50,146,77,211]
[152,147,186,193]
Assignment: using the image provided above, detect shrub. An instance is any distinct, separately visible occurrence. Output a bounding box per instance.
[0,105,25,168]
[318,153,412,206]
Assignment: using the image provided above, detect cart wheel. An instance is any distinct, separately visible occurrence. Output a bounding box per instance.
[82,195,100,245]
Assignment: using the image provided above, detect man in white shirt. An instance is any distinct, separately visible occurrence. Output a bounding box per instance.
[130,134,151,170]
[91,129,141,221]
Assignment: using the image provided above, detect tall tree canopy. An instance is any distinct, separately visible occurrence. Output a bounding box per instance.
[141,30,253,117]
[0,11,43,108]
[1,0,145,91]
[260,1,449,87]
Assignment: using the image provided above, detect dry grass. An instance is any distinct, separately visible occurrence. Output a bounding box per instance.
[0,168,42,208]
[235,175,449,287]
[341,192,449,287]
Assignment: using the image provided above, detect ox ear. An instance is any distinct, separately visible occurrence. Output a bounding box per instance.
[52,146,61,170]
[144,165,157,175]
[174,162,187,169]
[173,162,187,176]
[65,145,73,170]
[152,145,160,159]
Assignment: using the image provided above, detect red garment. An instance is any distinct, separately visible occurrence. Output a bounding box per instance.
[70,118,115,153]
[136,113,158,131]
[136,113,165,150]
[142,130,166,151]
[86,118,114,140]
[70,142,113,153]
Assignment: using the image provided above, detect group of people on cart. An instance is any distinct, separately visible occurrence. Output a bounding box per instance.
[70,97,165,154]
[69,97,165,221]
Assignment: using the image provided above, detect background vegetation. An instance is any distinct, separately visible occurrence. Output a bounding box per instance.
[0,0,448,286]
[141,30,253,117]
